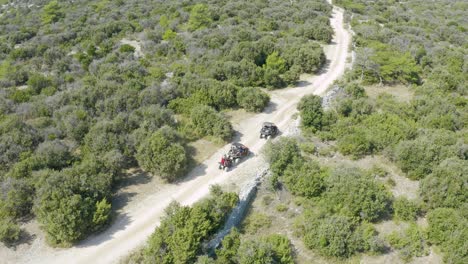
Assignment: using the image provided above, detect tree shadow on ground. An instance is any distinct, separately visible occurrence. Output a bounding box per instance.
[75,213,131,248]
[4,230,36,249]
[115,169,152,190]
[316,59,332,75]
[263,101,277,114]
[296,80,312,88]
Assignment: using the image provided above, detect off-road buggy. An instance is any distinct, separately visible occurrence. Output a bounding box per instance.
[259,122,278,139]
[218,143,250,170]
[218,154,233,171]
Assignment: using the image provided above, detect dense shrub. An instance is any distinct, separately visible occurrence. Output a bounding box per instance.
[324,167,392,222]
[242,213,272,234]
[393,130,459,180]
[119,44,135,53]
[0,177,34,219]
[386,224,429,262]
[298,94,324,132]
[393,197,420,221]
[336,127,373,159]
[426,207,467,264]
[0,217,20,244]
[282,158,328,198]
[362,113,416,151]
[188,105,233,141]
[0,116,41,173]
[237,234,294,264]
[35,140,73,170]
[143,187,238,263]
[215,228,241,264]
[236,87,270,113]
[34,161,113,246]
[188,4,212,31]
[301,214,383,258]
[420,158,468,209]
[136,127,187,181]
[263,138,301,177]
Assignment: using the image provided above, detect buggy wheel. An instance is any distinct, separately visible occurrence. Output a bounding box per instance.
[234,158,239,164]
[266,135,270,139]
[224,166,229,171]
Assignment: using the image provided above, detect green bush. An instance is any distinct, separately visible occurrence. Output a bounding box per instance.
[363,113,416,151]
[119,44,135,53]
[284,42,326,73]
[426,207,468,264]
[393,197,420,221]
[282,158,327,198]
[92,198,112,229]
[27,73,53,94]
[302,214,383,258]
[420,158,467,209]
[236,87,270,112]
[427,207,468,264]
[216,228,240,264]
[35,140,73,170]
[136,127,187,181]
[9,89,33,103]
[263,138,301,177]
[242,213,272,234]
[0,217,20,244]
[298,94,324,132]
[42,0,64,24]
[394,130,459,180]
[188,105,233,141]
[386,224,429,262]
[143,188,238,263]
[237,234,294,264]
[275,204,288,212]
[344,82,367,98]
[188,4,212,31]
[0,177,34,219]
[34,160,113,246]
[337,128,373,159]
[324,167,392,222]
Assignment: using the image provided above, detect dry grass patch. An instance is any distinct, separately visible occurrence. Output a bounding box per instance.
[365,84,414,103]
[187,139,222,164]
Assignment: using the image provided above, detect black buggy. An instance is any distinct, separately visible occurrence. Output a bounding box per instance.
[259,122,278,139]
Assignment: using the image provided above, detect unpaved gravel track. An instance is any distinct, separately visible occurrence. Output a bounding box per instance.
[10,3,351,264]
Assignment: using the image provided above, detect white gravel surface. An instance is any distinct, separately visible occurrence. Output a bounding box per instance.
[2,2,351,264]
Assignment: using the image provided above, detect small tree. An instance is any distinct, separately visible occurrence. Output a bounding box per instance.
[324,167,392,222]
[263,138,301,177]
[298,94,324,132]
[216,229,241,264]
[119,44,135,53]
[282,159,327,198]
[42,1,64,24]
[264,52,287,73]
[420,158,467,209]
[237,87,270,112]
[188,4,212,31]
[0,217,20,244]
[136,127,187,181]
[92,198,112,229]
[189,105,233,141]
[393,197,420,221]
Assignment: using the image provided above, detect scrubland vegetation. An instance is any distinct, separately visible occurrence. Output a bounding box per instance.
[0,0,332,246]
[291,0,466,262]
[1,0,466,263]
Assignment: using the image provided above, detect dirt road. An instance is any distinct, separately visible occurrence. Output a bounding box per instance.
[11,4,351,264]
